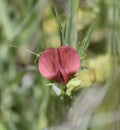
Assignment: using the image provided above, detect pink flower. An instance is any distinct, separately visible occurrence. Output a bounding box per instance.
[38,45,80,84]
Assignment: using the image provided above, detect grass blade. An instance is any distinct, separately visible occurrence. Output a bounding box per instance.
[78,25,94,57]
[64,0,79,48]
[53,4,65,45]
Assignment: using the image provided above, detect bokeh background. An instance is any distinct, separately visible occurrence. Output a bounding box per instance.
[0,0,120,130]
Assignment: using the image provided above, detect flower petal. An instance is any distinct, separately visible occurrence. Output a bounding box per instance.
[58,45,80,76]
[38,48,59,80]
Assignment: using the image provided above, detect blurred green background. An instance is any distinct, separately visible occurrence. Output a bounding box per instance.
[0,0,120,130]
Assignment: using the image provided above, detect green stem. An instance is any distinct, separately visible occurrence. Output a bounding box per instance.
[65,0,79,48]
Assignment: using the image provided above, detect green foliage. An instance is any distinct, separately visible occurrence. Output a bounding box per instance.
[64,0,79,48]
[78,25,94,58]
[53,4,65,45]
[0,0,120,130]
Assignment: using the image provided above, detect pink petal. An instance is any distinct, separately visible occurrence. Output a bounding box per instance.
[38,48,59,80]
[58,45,80,76]
[57,65,68,84]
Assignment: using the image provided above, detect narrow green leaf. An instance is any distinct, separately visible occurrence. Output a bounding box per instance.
[53,4,65,45]
[78,25,94,57]
[64,0,73,45]
[65,0,79,48]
